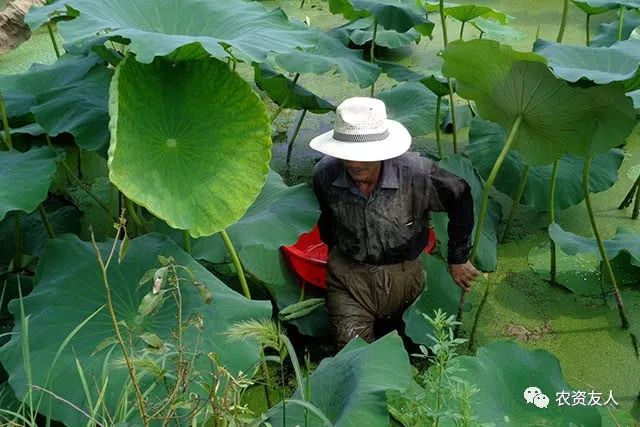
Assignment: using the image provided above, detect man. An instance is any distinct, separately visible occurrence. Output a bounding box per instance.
[310,97,479,348]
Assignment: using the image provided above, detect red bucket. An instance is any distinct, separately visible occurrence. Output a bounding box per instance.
[281,225,436,289]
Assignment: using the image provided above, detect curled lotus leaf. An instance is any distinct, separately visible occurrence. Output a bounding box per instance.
[108,56,271,237]
[26,0,318,64]
[533,39,640,89]
[442,39,636,164]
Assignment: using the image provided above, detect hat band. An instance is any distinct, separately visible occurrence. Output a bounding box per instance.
[333,129,390,143]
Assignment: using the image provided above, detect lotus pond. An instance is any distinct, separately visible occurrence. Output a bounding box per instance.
[1,0,640,425]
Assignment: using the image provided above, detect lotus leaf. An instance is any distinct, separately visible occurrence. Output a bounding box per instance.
[466,118,625,211]
[533,39,640,88]
[571,0,619,15]
[442,39,637,165]
[267,332,412,426]
[274,29,381,88]
[329,0,432,34]
[0,233,271,426]
[422,2,510,24]
[0,147,63,221]
[469,17,525,43]
[350,23,421,48]
[549,222,640,267]
[431,155,501,271]
[377,82,439,136]
[528,240,602,295]
[591,13,640,46]
[0,52,100,117]
[402,254,462,346]
[26,0,318,64]
[108,56,271,237]
[0,53,111,151]
[254,64,336,114]
[449,340,601,425]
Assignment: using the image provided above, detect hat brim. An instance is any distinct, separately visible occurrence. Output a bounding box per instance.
[309,119,411,161]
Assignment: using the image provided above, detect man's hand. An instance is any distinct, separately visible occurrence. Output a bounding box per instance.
[448,261,480,292]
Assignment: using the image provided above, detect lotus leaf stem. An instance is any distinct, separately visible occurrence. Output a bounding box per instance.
[439,0,449,46]
[270,73,301,124]
[470,114,522,262]
[259,348,273,407]
[183,230,191,255]
[38,204,56,239]
[90,223,149,426]
[0,92,12,150]
[47,22,62,58]
[582,156,630,329]
[220,230,251,299]
[617,6,625,41]
[632,181,640,219]
[300,0,305,7]
[549,159,559,284]
[447,81,458,153]
[286,109,307,178]
[435,96,444,158]
[556,0,569,42]
[459,21,466,40]
[618,175,639,210]
[468,274,491,351]
[369,18,379,97]
[123,196,148,234]
[501,165,529,242]
[586,14,591,46]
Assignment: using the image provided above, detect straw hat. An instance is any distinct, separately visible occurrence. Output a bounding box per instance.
[309,97,411,161]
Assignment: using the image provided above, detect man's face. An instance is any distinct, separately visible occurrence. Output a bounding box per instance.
[342,160,381,183]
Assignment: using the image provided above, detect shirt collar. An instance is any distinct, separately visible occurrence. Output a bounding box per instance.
[331,158,400,189]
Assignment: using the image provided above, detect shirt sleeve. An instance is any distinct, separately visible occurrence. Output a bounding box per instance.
[425,161,474,264]
[312,170,336,249]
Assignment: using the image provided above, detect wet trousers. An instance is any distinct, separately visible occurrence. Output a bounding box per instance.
[326,248,425,348]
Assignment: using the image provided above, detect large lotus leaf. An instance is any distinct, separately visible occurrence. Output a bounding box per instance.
[187,171,327,335]
[254,64,335,114]
[402,254,461,346]
[0,147,63,221]
[431,155,501,272]
[571,0,619,15]
[329,0,431,33]
[449,340,601,425]
[0,53,100,118]
[469,17,525,44]
[466,117,625,211]
[0,233,271,426]
[267,332,412,427]
[549,222,640,267]
[533,39,640,88]
[591,13,640,46]
[108,56,271,238]
[442,39,637,165]
[26,0,317,64]
[274,29,381,88]
[377,83,439,137]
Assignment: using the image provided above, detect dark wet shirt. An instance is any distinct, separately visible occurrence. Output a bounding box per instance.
[312,152,474,265]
